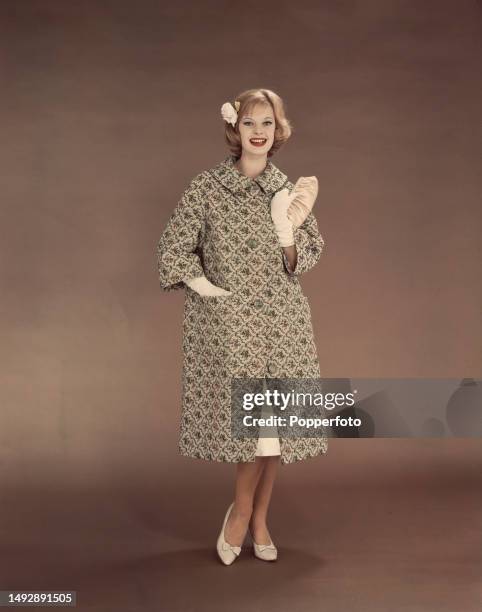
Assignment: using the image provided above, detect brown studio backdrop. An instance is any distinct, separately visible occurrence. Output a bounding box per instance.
[0,0,481,529]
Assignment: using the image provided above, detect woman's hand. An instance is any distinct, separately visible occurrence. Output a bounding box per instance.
[270,188,295,247]
[185,276,232,296]
[287,176,318,228]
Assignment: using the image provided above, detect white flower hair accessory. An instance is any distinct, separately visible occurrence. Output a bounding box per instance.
[221,100,240,127]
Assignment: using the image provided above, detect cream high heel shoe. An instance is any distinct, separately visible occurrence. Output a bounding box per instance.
[249,526,278,562]
[216,502,242,565]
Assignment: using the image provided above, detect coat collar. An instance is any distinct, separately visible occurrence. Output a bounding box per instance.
[208,155,289,200]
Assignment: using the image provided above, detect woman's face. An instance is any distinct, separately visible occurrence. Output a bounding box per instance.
[237,104,276,156]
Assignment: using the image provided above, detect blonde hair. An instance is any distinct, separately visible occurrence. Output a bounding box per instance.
[223,88,293,158]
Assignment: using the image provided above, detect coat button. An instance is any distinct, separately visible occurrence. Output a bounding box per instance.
[247,238,258,249]
[253,299,263,309]
[267,363,277,376]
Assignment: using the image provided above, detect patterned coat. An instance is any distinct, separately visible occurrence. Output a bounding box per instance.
[157,154,328,465]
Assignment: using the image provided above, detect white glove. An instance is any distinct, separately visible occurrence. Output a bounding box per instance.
[287,176,318,228]
[185,276,232,297]
[270,188,295,247]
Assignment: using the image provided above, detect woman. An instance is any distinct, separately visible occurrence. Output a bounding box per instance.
[156,88,328,565]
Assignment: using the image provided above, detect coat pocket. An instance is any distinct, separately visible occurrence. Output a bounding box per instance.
[183,290,241,378]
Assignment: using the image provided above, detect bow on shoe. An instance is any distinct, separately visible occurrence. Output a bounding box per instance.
[222,542,241,555]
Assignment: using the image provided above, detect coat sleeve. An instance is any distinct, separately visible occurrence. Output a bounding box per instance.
[156,172,207,292]
[282,209,325,277]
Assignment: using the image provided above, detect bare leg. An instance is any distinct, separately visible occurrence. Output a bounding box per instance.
[249,456,280,544]
[223,457,265,547]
